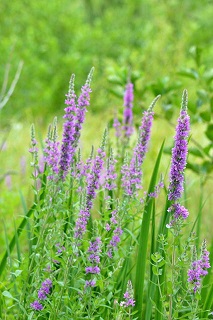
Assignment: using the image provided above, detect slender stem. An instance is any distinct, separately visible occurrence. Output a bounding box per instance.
[169,235,176,320]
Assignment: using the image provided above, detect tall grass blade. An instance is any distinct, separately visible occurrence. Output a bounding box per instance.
[14,220,21,264]
[134,140,165,319]
[0,172,46,277]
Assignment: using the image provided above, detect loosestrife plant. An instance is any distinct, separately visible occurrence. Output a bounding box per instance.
[0,70,212,320]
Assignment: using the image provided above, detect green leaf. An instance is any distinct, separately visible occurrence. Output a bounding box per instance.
[107,75,124,85]
[200,111,211,122]
[188,147,204,158]
[196,89,209,102]
[2,291,13,299]
[11,270,23,277]
[203,68,213,83]
[203,143,212,156]
[134,140,165,318]
[178,68,199,80]
[108,86,124,98]
[205,124,213,141]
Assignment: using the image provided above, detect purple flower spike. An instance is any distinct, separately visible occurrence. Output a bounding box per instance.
[123,82,134,138]
[37,278,52,300]
[166,203,189,228]
[30,300,43,311]
[85,279,96,288]
[74,131,106,240]
[59,68,94,178]
[73,68,94,149]
[59,74,77,177]
[113,116,121,138]
[85,237,102,287]
[168,90,190,201]
[188,240,210,293]
[120,280,135,308]
[133,95,160,167]
[105,148,117,191]
[122,95,160,196]
[44,118,60,178]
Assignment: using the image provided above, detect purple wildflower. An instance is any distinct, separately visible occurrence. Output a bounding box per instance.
[86,146,106,210]
[122,82,134,138]
[73,68,94,148]
[59,74,77,177]
[85,266,100,274]
[74,132,106,240]
[120,280,135,307]
[85,237,102,288]
[44,118,60,178]
[133,95,160,167]
[37,279,52,300]
[85,279,96,288]
[105,148,117,191]
[188,240,210,293]
[30,278,52,311]
[166,203,189,228]
[59,68,94,178]
[148,178,164,198]
[121,95,160,196]
[168,90,190,201]
[106,210,123,258]
[113,116,121,138]
[55,243,65,254]
[30,300,43,311]
[76,146,94,180]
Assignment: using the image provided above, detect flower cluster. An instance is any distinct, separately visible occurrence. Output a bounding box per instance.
[113,116,121,138]
[106,209,123,258]
[167,90,191,228]
[120,280,135,307]
[74,135,106,241]
[105,148,117,191]
[188,240,210,293]
[30,278,52,311]
[166,203,189,228]
[85,238,102,287]
[59,69,93,178]
[168,90,190,202]
[122,82,134,138]
[44,119,60,179]
[148,178,164,198]
[122,95,160,196]
[58,74,77,177]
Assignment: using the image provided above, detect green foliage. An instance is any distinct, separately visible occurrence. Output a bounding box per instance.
[1,0,213,124]
[0,84,212,319]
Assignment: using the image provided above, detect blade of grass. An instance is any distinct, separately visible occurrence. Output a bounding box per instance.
[201,236,213,318]
[14,220,21,265]
[0,172,46,277]
[19,191,32,255]
[145,197,170,320]
[134,140,165,319]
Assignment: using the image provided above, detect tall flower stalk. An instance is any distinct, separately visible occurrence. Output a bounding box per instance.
[59,68,94,178]
[167,90,190,320]
[59,74,77,177]
[168,89,190,202]
[122,82,134,138]
[74,130,106,241]
[121,95,160,196]
[167,89,190,227]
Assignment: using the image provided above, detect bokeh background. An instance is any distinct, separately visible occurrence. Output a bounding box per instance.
[0,0,213,241]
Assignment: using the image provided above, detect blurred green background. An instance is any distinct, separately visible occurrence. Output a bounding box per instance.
[0,0,213,240]
[1,0,212,123]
